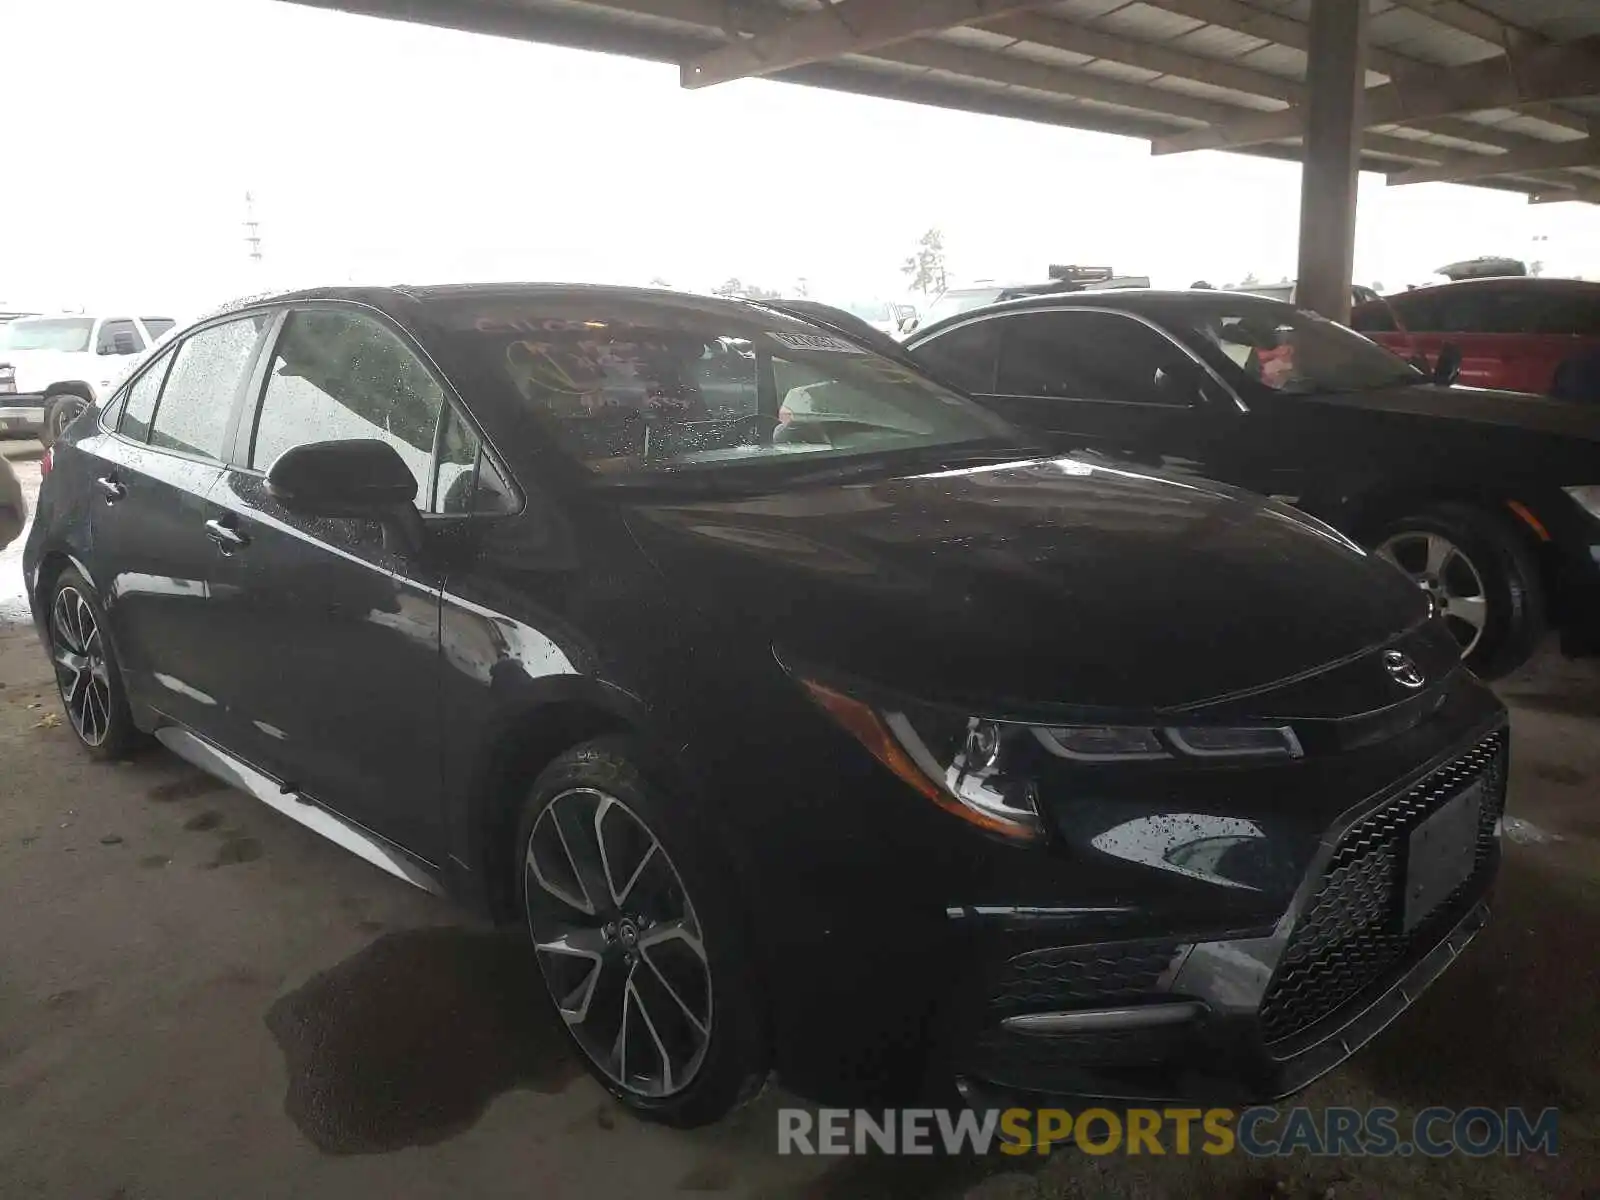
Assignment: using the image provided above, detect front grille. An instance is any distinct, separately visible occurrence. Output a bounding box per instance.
[987,938,1183,1020]
[1258,729,1507,1045]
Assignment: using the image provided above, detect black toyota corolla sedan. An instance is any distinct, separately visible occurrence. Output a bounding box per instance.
[24,285,1507,1125]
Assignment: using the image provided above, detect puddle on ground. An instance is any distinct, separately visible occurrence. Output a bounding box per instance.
[265,926,581,1154]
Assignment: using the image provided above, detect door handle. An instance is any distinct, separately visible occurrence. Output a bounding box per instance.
[204,517,250,552]
[95,475,126,503]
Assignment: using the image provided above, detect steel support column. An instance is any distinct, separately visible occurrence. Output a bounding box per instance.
[1294,0,1368,322]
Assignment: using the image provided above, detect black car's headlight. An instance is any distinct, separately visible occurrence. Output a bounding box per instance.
[801,679,1303,843]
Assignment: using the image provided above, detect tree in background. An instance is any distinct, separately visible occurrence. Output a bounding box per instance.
[712,278,782,300]
[794,277,811,298]
[902,228,948,295]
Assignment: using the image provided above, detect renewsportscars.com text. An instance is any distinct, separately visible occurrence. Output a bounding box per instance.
[777,1106,1560,1158]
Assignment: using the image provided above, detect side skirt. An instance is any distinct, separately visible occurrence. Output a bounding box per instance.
[154,726,445,897]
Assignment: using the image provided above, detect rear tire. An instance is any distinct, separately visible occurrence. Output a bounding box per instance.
[41,392,90,448]
[47,568,141,759]
[1372,502,1543,679]
[516,736,768,1126]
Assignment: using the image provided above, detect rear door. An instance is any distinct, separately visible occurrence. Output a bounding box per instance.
[204,303,453,859]
[79,313,271,735]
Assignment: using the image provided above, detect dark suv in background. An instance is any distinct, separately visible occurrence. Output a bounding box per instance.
[27,285,1506,1125]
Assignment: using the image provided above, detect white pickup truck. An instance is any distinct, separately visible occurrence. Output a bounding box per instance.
[0,314,176,444]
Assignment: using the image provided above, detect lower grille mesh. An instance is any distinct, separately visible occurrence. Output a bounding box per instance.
[987,939,1182,1020]
[1258,729,1507,1045]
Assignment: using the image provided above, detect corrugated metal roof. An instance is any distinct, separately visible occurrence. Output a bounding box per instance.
[280,0,1600,204]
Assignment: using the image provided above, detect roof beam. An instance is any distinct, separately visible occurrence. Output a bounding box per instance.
[1153,35,1600,154]
[1390,136,1600,185]
[1157,0,1588,137]
[1530,184,1600,204]
[680,0,1058,88]
[1383,0,1519,50]
[982,13,1300,103]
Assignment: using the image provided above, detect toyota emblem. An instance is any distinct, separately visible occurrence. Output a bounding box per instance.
[1383,650,1426,689]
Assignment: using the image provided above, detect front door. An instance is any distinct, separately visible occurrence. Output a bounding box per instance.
[206,305,450,861]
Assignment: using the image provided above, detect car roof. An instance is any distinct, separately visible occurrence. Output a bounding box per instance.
[912,287,1294,336]
[201,282,817,327]
[1377,276,1600,301]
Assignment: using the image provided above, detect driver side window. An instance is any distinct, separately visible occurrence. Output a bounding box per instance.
[996,311,1199,406]
[250,309,444,508]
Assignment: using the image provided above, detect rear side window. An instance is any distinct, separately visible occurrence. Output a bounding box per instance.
[913,320,1000,393]
[119,351,175,442]
[148,315,269,461]
[1349,303,1396,333]
[96,319,144,356]
[250,309,444,507]
[141,318,176,340]
[996,310,1198,405]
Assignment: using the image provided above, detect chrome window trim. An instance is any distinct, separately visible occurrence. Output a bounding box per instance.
[910,303,1250,414]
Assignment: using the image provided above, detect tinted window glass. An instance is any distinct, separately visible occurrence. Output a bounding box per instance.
[141,318,176,339]
[1349,302,1396,333]
[251,309,444,506]
[914,320,1000,393]
[434,404,481,514]
[1526,291,1600,335]
[96,319,143,355]
[996,311,1199,405]
[119,352,174,442]
[1389,292,1440,332]
[149,316,267,460]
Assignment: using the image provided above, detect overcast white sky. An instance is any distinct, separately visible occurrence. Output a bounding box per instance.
[4,0,1599,319]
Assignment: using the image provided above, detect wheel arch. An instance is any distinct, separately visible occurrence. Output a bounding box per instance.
[457,684,718,924]
[43,380,96,403]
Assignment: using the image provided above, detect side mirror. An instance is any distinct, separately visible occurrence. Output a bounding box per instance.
[896,315,920,335]
[1433,343,1463,387]
[266,439,424,552]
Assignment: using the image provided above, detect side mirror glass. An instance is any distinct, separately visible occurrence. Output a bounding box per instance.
[897,315,920,335]
[1433,343,1463,387]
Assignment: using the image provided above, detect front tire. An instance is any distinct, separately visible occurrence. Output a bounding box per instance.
[516,737,768,1126]
[1372,502,1543,679]
[47,568,140,758]
[41,392,90,448]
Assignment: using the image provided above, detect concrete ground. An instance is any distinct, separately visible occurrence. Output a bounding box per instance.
[1,440,1597,1199]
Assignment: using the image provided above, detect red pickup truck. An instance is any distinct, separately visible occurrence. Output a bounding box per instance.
[1350,276,1600,398]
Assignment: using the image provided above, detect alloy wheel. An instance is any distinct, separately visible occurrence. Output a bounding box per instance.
[50,586,113,746]
[1375,531,1489,658]
[524,787,712,1099]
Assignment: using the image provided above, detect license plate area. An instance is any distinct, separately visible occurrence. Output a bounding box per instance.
[1403,780,1484,931]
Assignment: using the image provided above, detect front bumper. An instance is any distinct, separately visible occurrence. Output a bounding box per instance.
[947,720,1507,1106]
[0,394,45,435]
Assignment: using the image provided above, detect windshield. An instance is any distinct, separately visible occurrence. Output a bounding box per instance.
[923,290,1001,325]
[456,303,1019,484]
[0,317,93,353]
[1174,303,1421,394]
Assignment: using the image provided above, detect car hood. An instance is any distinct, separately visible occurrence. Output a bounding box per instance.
[622,455,1432,716]
[1303,382,1600,442]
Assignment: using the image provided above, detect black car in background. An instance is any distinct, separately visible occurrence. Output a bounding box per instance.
[26,285,1506,1124]
[905,290,1600,679]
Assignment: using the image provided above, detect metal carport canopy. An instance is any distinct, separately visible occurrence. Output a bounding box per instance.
[275,0,1600,318]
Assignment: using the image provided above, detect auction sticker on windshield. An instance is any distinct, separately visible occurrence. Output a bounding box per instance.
[768,331,865,354]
